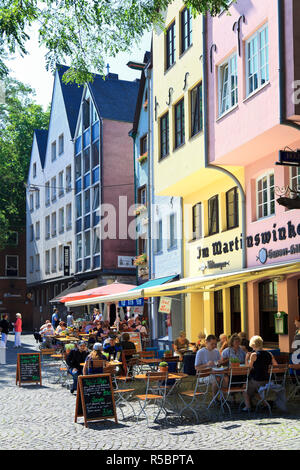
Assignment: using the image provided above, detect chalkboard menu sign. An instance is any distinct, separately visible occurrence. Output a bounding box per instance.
[75,374,118,428]
[16,353,42,387]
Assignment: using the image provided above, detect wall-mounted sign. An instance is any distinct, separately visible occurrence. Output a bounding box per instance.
[257,243,300,264]
[118,256,135,268]
[158,297,172,314]
[277,150,300,167]
[64,246,70,276]
[118,298,144,308]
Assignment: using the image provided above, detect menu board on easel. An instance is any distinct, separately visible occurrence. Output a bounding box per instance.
[16,353,42,387]
[128,332,142,352]
[74,374,118,428]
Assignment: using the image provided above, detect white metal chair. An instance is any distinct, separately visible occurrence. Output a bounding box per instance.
[178,369,211,423]
[136,371,169,426]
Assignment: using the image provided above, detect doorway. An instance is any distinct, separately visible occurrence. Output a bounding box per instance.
[259,280,278,343]
[230,285,241,334]
[214,290,224,339]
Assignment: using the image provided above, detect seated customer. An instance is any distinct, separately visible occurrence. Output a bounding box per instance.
[217,333,228,353]
[243,335,278,411]
[195,335,222,395]
[221,333,246,365]
[83,343,108,375]
[66,341,89,394]
[40,323,55,347]
[103,336,122,360]
[55,321,67,335]
[174,331,190,359]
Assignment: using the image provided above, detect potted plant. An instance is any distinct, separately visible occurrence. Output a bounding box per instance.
[138,152,148,164]
[159,361,168,373]
[133,253,148,266]
[229,357,240,368]
[164,350,173,359]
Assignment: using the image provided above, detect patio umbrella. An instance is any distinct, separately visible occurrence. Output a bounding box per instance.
[59,281,136,303]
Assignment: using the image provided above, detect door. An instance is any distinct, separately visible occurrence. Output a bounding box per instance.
[214,290,224,339]
[259,280,278,343]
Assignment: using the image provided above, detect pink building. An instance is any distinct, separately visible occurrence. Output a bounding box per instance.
[206,0,300,352]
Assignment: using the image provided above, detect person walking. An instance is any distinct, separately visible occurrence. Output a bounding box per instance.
[14,313,22,348]
[0,314,10,348]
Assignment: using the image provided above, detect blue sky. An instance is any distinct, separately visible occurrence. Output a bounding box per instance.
[6,27,152,110]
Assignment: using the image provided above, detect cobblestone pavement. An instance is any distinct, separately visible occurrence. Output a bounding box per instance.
[0,334,299,450]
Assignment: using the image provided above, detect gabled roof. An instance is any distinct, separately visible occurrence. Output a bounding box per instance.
[56,64,84,138]
[88,75,139,123]
[34,129,48,168]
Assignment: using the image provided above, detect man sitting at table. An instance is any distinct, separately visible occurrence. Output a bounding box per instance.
[103,336,122,360]
[195,335,222,395]
[40,322,55,348]
[66,341,89,394]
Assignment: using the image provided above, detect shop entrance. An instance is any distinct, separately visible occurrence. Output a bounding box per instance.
[259,280,278,343]
[214,290,224,339]
[230,285,241,334]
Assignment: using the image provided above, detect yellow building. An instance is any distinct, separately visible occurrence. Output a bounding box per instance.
[152,1,245,342]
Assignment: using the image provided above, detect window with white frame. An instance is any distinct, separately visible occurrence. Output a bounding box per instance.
[35,254,40,271]
[256,172,275,219]
[51,176,56,201]
[51,141,56,162]
[35,221,40,240]
[35,189,40,209]
[51,247,57,272]
[93,228,100,255]
[155,220,163,253]
[246,24,269,96]
[58,134,64,155]
[219,53,238,116]
[59,245,63,271]
[45,216,50,239]
[30,224,34,242]
[168,213,177,249]
[33,163,37,178]
[59,207,64,233]
[66,165,72,191]
[66,203,72,229]
[45,182,50,206]
[29,194,34,212]
[29,256,34,273]
[6,255,18,276]
[51,212,57,237]
[59,171,64,197]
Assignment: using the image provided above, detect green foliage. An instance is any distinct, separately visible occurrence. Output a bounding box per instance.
[0,77,50,249]
[0,0,232,84]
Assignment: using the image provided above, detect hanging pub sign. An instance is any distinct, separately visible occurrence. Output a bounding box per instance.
[118,298,144,308]
[277,149,300,167]
[158,297,172,314]
[64,246,70,276]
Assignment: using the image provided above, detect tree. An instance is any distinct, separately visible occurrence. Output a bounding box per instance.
[0,0,233,84]
[0,77,50,249]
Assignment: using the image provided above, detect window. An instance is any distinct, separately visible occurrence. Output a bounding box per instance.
[45,182,50,206]
[168,213,177,249]
[92,142,99,168]
[29,194,34,212]
[181,7,192,54]
[30,224,34,242]
[58,134,64,155]
[66,203,72,230]
[59,245,63,271]
[191,82,203,136]
[29,256,34,273]
[160,112,169,160]
[192,203,202,240]
[155,220,163,253]
[290,167,300,192]
[246,24,269,96]
[208,195,219,235]
[33,163,37,178]
[35,189,40,209]
[84,189,90,214]
[35,254,40,272]
[59,171,64,197]
[51,247,57,273]
[59,208,64,233]
[140,135,147,156]
[84,147,90,174]
[82,99,90,130]
[93,228,100,254]
[76,194,82,219]
[35,221,40,240]
[138,236,147,256]
[76,234,82,260]
[51,212,57,237]
[256,172,275,219]
[84,231,91,257]
[92,186,100,211]
[45,251,50,274]
[51,141,56,162]
[174,99,185,148]
[166,21,176,70]
[51,177,56,201]
[226,187,239,229]
[75,154,81,179]
[6,255,18,276]
[45,216,50,239]
[219,53,238,116]
[138,186,147,206]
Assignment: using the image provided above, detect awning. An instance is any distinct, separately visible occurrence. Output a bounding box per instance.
[65,260,300,307]
[49,279,96,304]
[59,281,136,303]
[65,275,178,307]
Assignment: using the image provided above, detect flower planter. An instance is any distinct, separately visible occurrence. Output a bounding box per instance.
[230,362,241,368]
[159,366,168,373]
